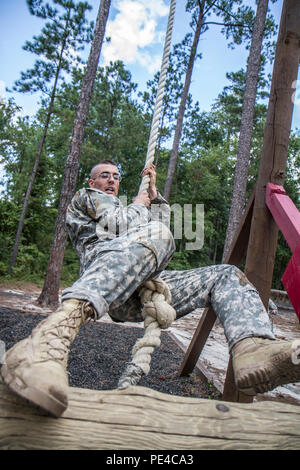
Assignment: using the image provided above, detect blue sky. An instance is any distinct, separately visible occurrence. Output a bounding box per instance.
[1,0,299,131]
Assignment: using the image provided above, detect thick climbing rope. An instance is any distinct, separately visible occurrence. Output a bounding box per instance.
[118,279,176,388]
[138,0,176,195]
[118,0,177,390]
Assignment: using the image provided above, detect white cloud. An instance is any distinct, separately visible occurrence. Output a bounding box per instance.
[102,0,169,73]
[139,51,162,74]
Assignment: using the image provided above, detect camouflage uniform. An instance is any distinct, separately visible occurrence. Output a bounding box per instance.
[62,187,275,351]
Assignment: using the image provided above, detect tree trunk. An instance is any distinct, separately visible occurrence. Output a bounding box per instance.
[222,0,269,261]
[38,0,111,308]
[8,7,72,274]
[163,1,205,201]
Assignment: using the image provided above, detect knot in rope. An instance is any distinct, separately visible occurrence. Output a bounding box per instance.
[117,278,176,389]
[139,279,176,329]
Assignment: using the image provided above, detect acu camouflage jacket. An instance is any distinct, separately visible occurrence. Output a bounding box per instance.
[66,188,175,275]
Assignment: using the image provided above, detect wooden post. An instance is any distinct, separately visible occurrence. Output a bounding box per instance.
[244,0,300,307]
[178,306,216,377]
[222,356,253,403]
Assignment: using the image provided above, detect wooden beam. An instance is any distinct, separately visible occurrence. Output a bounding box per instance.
[244,0,300,308]
[1,380,299,450]
[178,306,216,377]
[222,357,253,403]
[223,188,255,267]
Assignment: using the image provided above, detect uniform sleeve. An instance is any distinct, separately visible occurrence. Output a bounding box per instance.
[66,189,94,246]
[149,192,171,228]
[87,189,150,234]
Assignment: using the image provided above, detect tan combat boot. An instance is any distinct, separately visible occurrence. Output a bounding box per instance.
[1,299,97,417]
[232,337,300,395]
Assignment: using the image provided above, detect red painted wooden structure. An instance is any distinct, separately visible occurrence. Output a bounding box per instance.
[266,183,300,320]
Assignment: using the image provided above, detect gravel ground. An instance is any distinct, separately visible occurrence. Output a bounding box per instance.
[0,306,221,400]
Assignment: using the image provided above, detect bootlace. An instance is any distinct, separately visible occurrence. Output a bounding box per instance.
[81,301,98,325]
[40,301,97,362]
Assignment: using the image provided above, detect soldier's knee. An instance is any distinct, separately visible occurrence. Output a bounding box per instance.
[160,223,175,256]
[221,264,239,274]
[226,264,239,274]
[148,221,175,262]
[224,264,253,287]
[150,221,173,243]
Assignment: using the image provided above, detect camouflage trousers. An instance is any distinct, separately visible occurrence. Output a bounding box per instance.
[62,239,275,352]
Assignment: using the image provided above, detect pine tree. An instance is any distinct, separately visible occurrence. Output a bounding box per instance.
[38,0,112,307]
[222,0,273,261]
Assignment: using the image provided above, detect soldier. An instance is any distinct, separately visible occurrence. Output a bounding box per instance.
[1,160,300,417]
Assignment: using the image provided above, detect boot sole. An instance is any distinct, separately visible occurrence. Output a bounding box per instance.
[1,364,68,418]
[236,350,300,396]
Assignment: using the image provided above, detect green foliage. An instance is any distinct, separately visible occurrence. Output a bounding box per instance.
[60,241,80,285]
[0,199,20,268]
[167,251,193,271]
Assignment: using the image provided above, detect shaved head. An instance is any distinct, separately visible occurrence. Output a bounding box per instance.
[90,160,118,179]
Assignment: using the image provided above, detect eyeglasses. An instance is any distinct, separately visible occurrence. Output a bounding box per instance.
[92,172,122,182]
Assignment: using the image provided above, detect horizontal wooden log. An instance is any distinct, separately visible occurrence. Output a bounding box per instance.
[0,379,300,450]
